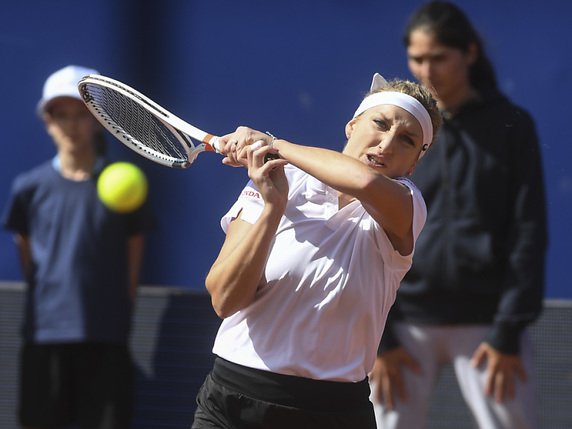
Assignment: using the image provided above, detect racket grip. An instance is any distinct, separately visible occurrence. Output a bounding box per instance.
[211,137,222,153]
[264,153,281,162]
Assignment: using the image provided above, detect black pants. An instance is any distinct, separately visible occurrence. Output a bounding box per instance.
[192,357,376,429]
[19,342,134,429]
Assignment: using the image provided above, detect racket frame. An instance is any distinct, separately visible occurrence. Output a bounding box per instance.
[78,74,220,168]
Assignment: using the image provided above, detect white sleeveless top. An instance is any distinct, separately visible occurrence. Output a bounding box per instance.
[212,164,426,382]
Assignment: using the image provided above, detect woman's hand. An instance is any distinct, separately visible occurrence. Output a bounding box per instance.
[471,342,527,403]
[370,347,421,409]
[218,126,279,167]
[205,127,288,318]
[246,136,289,211]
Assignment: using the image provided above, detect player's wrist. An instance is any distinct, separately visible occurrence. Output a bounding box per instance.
[263,131,281,161]
[264,131,276,146]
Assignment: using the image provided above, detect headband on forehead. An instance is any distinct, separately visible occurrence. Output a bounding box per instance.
[353,73,433,159]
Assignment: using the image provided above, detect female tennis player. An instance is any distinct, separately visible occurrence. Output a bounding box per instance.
[191,73,442,429]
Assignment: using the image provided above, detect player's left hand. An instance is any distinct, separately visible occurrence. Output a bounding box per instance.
[471,342,527,403]
[220,127,272,167]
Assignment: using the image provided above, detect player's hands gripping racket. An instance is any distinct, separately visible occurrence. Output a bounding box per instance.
[78,74,222,168]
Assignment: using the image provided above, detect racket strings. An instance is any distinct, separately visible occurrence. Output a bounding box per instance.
[86,85,188,162]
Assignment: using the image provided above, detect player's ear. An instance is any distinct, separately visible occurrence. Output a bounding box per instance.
[345,118,357,139]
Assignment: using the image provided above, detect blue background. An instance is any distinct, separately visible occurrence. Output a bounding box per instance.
[1,0,570,298]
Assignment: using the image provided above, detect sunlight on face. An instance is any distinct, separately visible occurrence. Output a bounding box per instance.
[344,104,423,178]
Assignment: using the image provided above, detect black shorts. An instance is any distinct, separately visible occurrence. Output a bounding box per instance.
[19,342,134,429]
[192,357,376,429]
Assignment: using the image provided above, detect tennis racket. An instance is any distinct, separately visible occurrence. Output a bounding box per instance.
[77,74,221,169]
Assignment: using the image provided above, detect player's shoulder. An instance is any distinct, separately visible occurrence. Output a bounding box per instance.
[484,91,535,125]
[11,161,55,193]
[396,176,420,195]
[397,176,426,211]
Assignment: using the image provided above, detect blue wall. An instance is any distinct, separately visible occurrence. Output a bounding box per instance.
[1,0,571,298]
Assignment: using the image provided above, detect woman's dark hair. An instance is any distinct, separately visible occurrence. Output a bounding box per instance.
[403,1,498,92]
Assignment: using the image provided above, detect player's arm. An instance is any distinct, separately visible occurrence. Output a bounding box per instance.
[206,146,289,319]
[475,110,546,402]
[127,234,145,302]
[224,127,414,253]
[13,233,33,282]
[272,138,414,254]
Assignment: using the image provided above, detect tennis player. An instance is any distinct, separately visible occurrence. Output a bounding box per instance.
[191,74,442,428]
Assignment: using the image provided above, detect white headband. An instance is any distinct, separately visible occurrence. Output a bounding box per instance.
[353,73,433,159]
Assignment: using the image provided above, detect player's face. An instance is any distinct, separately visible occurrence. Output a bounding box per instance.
[44,98,99,153]
[343,104,423,178]
[406,29,475,106]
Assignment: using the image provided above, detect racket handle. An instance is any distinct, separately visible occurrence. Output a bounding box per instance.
[264,153,281,162]
[211,137,222,153]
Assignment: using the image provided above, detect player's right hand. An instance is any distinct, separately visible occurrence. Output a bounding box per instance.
[247,138,288,211]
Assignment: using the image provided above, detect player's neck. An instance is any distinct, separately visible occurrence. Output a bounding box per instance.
[437,85,477,116]
[56,149,98,181]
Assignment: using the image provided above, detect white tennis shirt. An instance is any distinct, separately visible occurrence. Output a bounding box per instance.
[212,165,426,382]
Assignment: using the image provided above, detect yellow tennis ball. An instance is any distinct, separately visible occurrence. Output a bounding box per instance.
[97,162,148,213]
